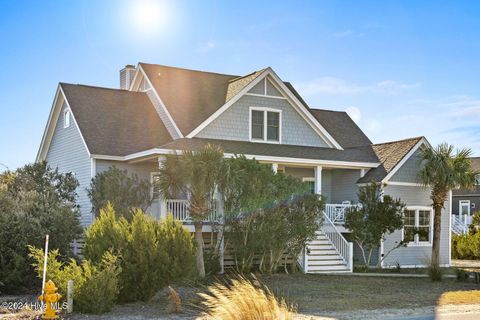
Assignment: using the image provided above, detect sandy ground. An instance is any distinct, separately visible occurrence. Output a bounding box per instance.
[3,303,480,320]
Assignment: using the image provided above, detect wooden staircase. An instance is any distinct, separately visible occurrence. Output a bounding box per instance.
[303,231,351,273]
[300,212,353,274]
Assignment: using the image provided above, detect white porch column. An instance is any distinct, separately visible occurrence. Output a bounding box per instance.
[271,163,278,174]
[157,156,167,219]
[314,165,322,195]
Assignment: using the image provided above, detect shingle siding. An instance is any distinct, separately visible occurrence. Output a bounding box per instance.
[248,81,265,95]
[390,149,422,183]
[196,95,330,148]
[330,169,361,203]
[266,80,282,97]
[46,102,92,226]
[382,185,450,266]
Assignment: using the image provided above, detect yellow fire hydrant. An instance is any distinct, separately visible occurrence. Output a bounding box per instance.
[38,280,62,319]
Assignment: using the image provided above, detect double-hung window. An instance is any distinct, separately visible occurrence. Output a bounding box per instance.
[403,207,433,245]
[250,108,281,143]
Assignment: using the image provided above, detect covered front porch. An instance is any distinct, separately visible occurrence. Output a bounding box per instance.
[149,159,367,231]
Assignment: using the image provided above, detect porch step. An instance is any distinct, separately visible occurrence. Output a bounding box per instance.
[307,249,338,255]
[307,259,345,265]
[301,229,351,274]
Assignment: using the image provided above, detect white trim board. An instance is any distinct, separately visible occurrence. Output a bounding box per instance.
[186,68,343,150]
[92,149,379,169]
[248,106,282,144]
[131,64,183,139]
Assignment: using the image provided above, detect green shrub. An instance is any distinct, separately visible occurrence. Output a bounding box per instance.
[121,209,164,302]
[82,203,129,262]
[158,214,196,282]
[83,206,195,302]
[87,166,152,220]
[0,162,82,293]
[29,247,120,314]
[227,193,324,273]
[452,232,480,260]
[74,253,120,314]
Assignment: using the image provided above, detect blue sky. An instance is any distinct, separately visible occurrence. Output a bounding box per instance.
[1,0,479,171]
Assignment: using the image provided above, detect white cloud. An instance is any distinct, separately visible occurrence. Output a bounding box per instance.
[345,106,361,123]
[296,77,420,96]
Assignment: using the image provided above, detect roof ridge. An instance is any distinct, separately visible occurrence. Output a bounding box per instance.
[138,62,239,78]
[373,136,424,146]
[60,82,146,94]
[228,68,267,83]
[310,108,347,114]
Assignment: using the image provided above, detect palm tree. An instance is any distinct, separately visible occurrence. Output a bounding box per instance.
[418,143,476,277]
[157,144,225,278]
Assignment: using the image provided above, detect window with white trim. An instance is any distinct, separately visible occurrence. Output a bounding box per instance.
[459,200,470,216]
[63,109,71,128]
[403,207,432,244]
[475,174,480,186]
[250,108,281,142]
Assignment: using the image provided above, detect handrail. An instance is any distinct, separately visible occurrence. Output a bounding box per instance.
[451,214,468,234]
[320,211,353,271]
[165,199,220,222]
[325,203,357,223]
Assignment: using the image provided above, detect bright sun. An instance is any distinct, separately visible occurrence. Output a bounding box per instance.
[129,0,169,36]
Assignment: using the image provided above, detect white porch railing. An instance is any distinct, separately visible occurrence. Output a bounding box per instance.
[325,203,357,223]
[451,214,471,234]
[321,211,353,271]
[165,199,220,222]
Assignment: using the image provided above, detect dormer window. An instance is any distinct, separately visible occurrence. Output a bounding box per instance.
[250,107,281,143]
[63,109,71,128]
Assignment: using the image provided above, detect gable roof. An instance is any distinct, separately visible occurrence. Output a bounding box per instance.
[61,83,172,156]
[226,69,266,101]
[358,136,424,183]
[309,109,372,148]
[139,63,239,135]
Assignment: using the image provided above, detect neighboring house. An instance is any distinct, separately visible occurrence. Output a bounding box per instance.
[451,157,480,233]
[36,63,451,272]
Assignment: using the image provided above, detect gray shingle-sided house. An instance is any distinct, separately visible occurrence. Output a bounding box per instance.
[36,63,452,272]
[451,157,480,233]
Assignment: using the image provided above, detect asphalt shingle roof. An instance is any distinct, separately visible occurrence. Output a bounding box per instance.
[58,64,423,169]
[140,63,239,135]
[159,138,379,163]
[358,137,423,183]
[61,83,172,156]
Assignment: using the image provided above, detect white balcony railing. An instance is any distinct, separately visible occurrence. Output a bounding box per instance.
[325,203,357,223]
[164,199,220,222]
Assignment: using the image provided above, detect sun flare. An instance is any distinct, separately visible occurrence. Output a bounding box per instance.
[128,0,169,36]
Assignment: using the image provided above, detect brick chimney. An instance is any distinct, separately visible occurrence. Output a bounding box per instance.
[120,65,136,90]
